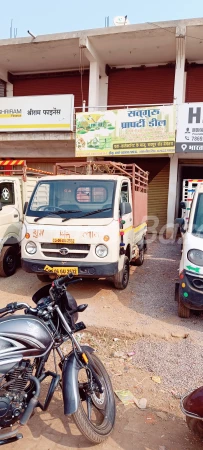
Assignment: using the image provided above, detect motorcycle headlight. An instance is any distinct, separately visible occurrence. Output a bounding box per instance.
[187,249,203,266]
[95,244,108,258]
[26,241,37,255]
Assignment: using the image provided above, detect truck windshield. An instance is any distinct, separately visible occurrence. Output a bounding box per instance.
[192,193,203,235]
[26,179,116,220]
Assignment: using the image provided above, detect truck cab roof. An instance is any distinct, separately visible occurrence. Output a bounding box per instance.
[37,174,129,182]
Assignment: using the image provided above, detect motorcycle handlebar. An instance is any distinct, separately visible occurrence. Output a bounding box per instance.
[0,302,37,315]
[57,273,74,286]
[0,306,9,314]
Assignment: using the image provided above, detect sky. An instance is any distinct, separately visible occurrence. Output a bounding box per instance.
[0,0,202,39]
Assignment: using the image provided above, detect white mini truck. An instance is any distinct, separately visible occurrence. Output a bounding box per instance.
[176,183,203,318]
[0,161,53,277]
[21,161,148,289]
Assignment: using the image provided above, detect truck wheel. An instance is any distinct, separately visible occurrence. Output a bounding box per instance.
[37,274,51,283]
[175,282,179,301]
[113,256,129,290]
[144,237,147,252]
[131,248,144,267]
[178,292,190,318]
[0,246,17,277]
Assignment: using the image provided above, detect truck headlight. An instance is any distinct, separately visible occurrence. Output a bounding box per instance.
[95,244,108,258]
[188,249,203,266]
[26,241,37,255]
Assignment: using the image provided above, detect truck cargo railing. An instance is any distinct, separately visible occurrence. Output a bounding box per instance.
[0,160,53,180]
[54,161,148,192]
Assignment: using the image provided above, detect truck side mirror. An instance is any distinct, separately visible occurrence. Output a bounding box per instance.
[180,201,186,210]
[0,202,2,211]
[23,202,28,214]
[175,217,186,233]
[120,202,132,216]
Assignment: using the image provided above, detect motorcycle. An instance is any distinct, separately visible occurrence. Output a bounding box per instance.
[181,387,203,438]
[0,274,116,445]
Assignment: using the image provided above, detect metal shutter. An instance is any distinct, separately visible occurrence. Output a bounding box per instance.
[12,72,89,108]
[186,65,203,102]
[148,161,170,233]
[108,66,175,106]
[133,157,170,234]
[0,79,5,97]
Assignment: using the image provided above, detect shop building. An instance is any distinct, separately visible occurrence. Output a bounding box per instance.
[1,18,203,236]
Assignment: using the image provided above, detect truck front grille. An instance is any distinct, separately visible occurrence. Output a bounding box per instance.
[40,243,90,260]
[41,243,90,251]
[42,252,87,259]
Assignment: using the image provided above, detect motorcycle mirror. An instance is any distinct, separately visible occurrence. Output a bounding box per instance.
[77,304,88,312]
[69,304,88,316]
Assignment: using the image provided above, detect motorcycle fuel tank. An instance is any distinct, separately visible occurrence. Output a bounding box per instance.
[183,387,203,418]
[0,315,53,373]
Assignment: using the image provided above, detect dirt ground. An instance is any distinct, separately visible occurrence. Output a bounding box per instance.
[0,240,203,449]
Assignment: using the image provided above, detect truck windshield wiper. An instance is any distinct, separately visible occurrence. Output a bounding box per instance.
[62,208,112,223]
[34,210,81,223]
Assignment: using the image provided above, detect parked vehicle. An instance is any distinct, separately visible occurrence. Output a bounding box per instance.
[21,161,148,289]
[0,273,115,445]
[0,160,53,277]
[181,386,203,438]
[175,183,203,318]
[181,178,203,223]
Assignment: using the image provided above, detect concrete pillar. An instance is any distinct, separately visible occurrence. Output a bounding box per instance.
[173,26,186,104]
[0,69,8,84]
[165,26,186,238]
[6,83,13,97]
[99,75,108,108]
[166,154,179,238]
[88,61,100,111]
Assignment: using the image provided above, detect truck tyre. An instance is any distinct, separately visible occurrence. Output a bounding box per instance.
[178,290,190,318]
[113,256,129,290]
[175,282,179,301]
[131,248,144,267]
[37,274,51,283]
[144,237,147,252]
[0,246,17,277]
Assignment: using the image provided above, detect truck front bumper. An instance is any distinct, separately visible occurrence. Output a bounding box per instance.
[180,270,203,309]
[21,258,118,278]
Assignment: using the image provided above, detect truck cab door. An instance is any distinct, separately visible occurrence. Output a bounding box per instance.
[0,180,21,247]
[119,180,133,243]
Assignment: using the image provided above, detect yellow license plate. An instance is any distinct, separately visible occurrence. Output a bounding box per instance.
[44,265,78,276]
[52,238,75,244]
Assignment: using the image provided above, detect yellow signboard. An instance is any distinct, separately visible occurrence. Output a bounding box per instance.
[76,106,176,157]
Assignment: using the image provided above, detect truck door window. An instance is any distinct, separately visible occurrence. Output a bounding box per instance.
[120,182,129,203]
[30,183,50,210]
[0,182,15,206]
[193,193,203,234]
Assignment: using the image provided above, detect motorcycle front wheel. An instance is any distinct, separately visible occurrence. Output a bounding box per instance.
[186,416,203,438]
[72,352,116,444]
